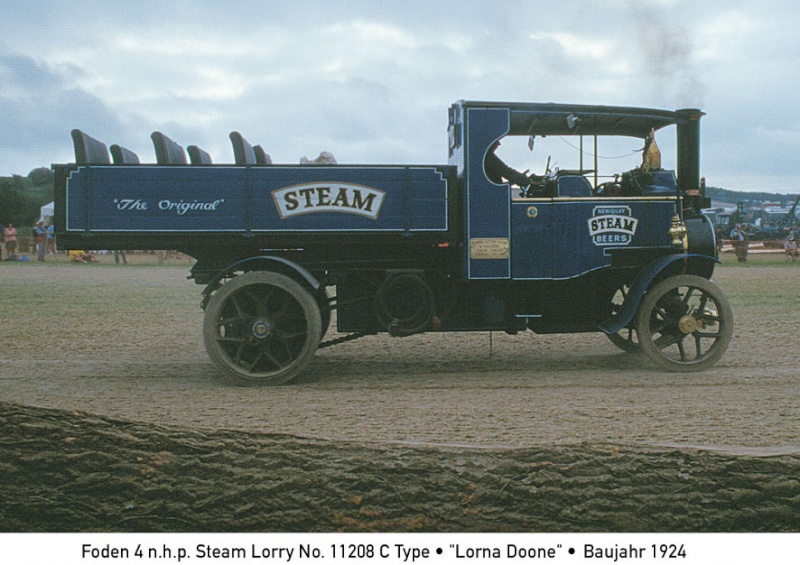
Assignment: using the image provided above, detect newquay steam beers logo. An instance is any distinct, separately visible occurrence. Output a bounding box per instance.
[272,183,385,219]
[588,205,639,246]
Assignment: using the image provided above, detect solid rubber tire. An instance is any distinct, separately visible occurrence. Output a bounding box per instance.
[203,271,322,386]
[636,275,733,372]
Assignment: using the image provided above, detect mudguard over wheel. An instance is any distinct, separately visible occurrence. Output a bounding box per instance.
[203,271,322,385]
[636,275,733,372]
[606,284,641,354]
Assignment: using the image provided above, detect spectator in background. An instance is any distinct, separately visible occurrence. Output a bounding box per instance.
[730,223,748,263]
[3,223,17,260]
[45,221,57,259]
[715,226,726,252]
[785,232,798,262]
[68,250,97,263]
[34,221,46,261]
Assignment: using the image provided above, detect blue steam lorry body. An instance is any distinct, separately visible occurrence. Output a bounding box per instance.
[54,100,733,385]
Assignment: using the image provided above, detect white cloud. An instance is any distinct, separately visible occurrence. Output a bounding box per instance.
[530,32,614,60]
[695,10,760,62]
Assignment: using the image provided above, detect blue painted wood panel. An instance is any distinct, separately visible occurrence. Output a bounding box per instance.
[65,165,449,233]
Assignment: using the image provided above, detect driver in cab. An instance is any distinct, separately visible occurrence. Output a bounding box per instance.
[484,140,544,196]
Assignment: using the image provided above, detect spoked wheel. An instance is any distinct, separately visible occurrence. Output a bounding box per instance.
[203,271,322,385]
[636,275,733,372]
[606,284,641,353]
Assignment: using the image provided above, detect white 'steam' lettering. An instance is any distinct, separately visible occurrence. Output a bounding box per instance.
[588,206,639,246]
[272,183,385,219]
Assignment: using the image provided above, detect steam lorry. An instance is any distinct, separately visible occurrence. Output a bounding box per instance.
[54,100,733,385]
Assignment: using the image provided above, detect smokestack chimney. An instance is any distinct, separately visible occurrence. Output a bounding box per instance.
[676,108,707,211]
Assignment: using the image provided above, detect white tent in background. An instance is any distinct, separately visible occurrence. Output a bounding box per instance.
[40,201,54,220]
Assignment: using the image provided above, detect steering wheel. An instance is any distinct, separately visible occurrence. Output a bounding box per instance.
[517,156,556,198]
[596,181,622,197]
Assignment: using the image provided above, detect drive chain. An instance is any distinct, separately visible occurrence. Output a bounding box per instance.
[318,332,370,349]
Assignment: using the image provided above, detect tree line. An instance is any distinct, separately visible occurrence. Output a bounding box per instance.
[705,186,798,207]
[0,168,54,228]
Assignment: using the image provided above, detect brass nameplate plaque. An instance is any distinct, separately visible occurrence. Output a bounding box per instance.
[470,238,509,260]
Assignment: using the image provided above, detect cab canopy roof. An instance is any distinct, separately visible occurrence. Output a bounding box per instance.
[455,100,704,139]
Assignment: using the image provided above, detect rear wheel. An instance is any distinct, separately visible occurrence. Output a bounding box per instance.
[636,275,733,372]
[203,271,322,385]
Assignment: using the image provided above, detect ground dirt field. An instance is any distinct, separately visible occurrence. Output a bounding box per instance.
[1,254,798,531]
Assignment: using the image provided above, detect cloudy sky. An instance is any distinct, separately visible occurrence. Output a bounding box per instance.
[2,0,799,194]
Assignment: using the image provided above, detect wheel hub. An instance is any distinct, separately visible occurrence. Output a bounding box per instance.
[251,319,272,339]
[678,314,699,334]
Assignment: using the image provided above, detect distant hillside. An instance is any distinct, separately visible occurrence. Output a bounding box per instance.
[706,187,799,208]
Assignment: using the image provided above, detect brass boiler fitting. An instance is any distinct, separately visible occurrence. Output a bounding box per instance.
[669,214,688,249]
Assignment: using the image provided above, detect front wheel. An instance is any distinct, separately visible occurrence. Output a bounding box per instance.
[203,271,322,385]
[636,275,733,372]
